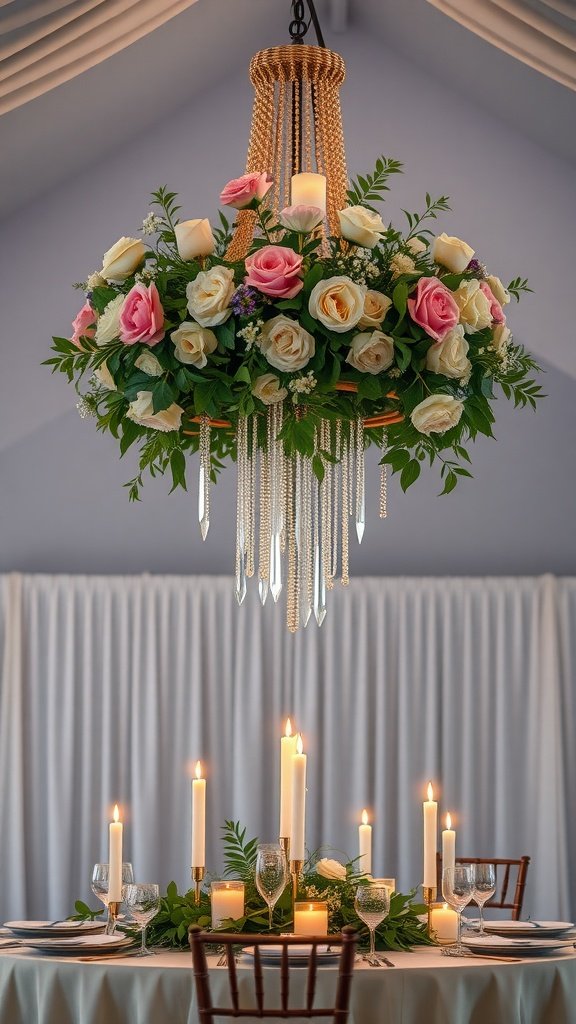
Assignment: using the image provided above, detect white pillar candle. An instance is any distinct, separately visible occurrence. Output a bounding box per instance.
[290,734,307,861]
[294,902,328,936]
[423,781,438,889]
[430,902,459,943]
[211,881,245,928]
[290,172,326,215]
[280,718,298,840]
[442,812,456,880]
[108,804,123,902]
[192,760,206,868]
[358,809,372,876]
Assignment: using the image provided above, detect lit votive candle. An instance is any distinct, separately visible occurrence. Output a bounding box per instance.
[211,881,245,928]
[290,172,326,215]
[430,902,459,944]
[294,901,328,936]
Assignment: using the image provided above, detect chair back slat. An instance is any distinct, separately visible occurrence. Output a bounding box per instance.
[253,944,264,1014]
[436,854,531,920]
[227,947,240,1013]
[332,929,357,1024]
[280,944,289,1013]
[306,943,318,1012]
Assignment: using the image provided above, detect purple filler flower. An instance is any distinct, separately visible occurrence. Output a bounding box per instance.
[231,285,259,317]
[466,258,485,276]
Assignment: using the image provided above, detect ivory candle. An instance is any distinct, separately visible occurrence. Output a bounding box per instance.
[290,734,307,861]
[423,781,438,888]
[192,760,206,868]
[294,901,328,936]
[280,718,298,840]
[211,881,245,928]
[430,902,459,943]
[358,809,372,876]
[290,172,326,215]
[108,804,123,902]
[442,812,456,880]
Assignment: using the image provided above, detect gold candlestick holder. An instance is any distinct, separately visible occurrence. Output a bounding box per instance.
[106,900,121,936]
[290,859,304,914]
[422,885,437,938]
[192,866,205,906]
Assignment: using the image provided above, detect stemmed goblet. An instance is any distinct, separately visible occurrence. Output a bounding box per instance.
[122,883,161,956]
[442,864,475,956]
[354,882,390,966]
[473,864,496,935]
[91,862,134,933]
[255,844,288,930]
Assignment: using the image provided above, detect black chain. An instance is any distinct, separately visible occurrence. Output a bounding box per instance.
[289,0,308,43]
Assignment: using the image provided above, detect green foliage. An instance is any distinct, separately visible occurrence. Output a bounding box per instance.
[402,193,451,239]
[347,156,404,210]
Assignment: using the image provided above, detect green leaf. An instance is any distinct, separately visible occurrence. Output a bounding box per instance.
[151,378,176,413]
[312,454,325,483]
[392,281,408,318]
[234,365,252,385]
[91,286,119,314]
[400,459,421,491]
[169,449,187,492]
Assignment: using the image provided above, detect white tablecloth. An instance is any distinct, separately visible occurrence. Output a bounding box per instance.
[1,945,576,1023]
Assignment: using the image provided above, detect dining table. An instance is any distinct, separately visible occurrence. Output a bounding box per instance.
[1,943,576,1024]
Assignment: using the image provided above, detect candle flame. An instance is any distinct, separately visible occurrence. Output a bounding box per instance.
[361,809,369,826]
[446,812,452,830]
[195,760,202,780]
[427,781,434,802]
[113,804,119,823]
[296,733,303,755]
[285,718,292,737]
[443,903,448,911]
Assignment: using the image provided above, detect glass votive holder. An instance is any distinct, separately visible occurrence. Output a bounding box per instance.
[210,880,245,928]
[430,902,459,944]
[294,901,329,936]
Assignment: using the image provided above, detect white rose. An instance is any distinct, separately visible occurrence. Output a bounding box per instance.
[425,324,471,381]
[486,275,510,306]
[175,219,216,260]
[406,236,427,255]
[135,351,163,377]
[171,321,218,368]
[346,330,394,374]
[432,233,475,274]
[358,289,392,328]
[491,323,511,357]
[279,205,324,233]
[252,373,288,405]
[390,253,415,279]
[93,361,116,391]
[308,276,365,333]
[338,205,385,248]
[126,391,183,432]
[95,294,124,346]
[316,858,347,881]
[259,315,315,372]
[101,236,146,283]
[86,271,107,290]
[411,394,464,435]
[186,266,235,327]
[453,279,492,333]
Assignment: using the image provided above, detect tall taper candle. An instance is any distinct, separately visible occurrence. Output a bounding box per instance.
[108,804,123,902]
[192,760,206,868]
[359,809,372,876]
[280,718,298,839]
[442,812,456,879]
[423,781,438,888]
[290,734,307,861]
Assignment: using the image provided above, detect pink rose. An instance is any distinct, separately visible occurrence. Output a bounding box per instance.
[119,282,165,346]
[245,245,304,300]
[479,281,506,324]
[71,301,96,348]
[407,277,459,342]
[220,172,272,210]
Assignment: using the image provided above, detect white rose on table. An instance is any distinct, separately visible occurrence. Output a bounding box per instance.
[171,322,218,368]
[316,858,347,881]
[126,391,183,432]
[186,266,235,326]
[346,330,394,374]
[135,351,163,377]
[259,315,315,372]
[252,373,288,405]
[175,219,216,260]
[486,275,510,306]
[95,294,124,346]
[101,237,146,283]
[309,276,365,333]
[338,205,386,248]
[432,233,474,274]
[453,279,492,333]
[93,361,116,391]
[411,394,464,435]
[358,289,392,329]
[491,323,511,357]
[425,325,471,381]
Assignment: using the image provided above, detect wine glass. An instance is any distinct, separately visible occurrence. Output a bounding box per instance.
[91,862,134,909]
[255,844,288,930]
[442,864,475,956]
[123,883,161,956]
[354,883,390,966]
[473,863,496,935]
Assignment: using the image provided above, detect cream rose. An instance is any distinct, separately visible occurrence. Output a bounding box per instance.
[491,323,511,357]
[358,289,392,328]
[86,271,107,290]
[486,275,510,306]
[425,325,471,381]
[93,361,116,391]
[411,394,464,435]
[338,205,386,248]
[95,294,124,346]
[453,279,492,333]
[186,266,235,327]
[259,315,315,372]
[171,321,218,368]
[406,236,427,255]
[346,330,394,374]
[135,351,163,377]
[316,858,347,881]
[432,233,475,274]
[101,236,146,283]
[390,253,415,279]
[174,219,216,260]
[126,391,183,432]
[252,373,288,405]
[308,276,365,333]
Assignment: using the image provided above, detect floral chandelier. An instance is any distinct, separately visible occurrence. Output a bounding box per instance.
[48,1,542,632]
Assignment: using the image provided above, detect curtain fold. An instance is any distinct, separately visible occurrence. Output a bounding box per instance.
[0,572,574,922]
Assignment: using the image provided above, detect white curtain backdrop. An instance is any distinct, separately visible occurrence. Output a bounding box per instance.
[0,572,575,923]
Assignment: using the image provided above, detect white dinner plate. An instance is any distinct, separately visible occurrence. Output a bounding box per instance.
[242,944,339,964]
[21,934,133,956]
[483,920,574,939]
[463,935,571,957]
[5,920,105,939]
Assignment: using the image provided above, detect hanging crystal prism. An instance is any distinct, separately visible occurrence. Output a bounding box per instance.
[198,415,211,541]
[355,416,365,544]
[270,531,282,603]
[259,578,269,606]
[235,415,248,605]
